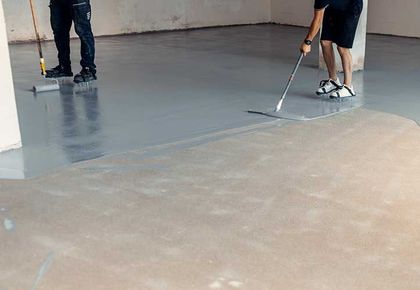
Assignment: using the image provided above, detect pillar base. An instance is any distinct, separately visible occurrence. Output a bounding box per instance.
[0,0,22,152]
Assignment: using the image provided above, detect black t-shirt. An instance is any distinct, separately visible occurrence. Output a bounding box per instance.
[314,0,357,12]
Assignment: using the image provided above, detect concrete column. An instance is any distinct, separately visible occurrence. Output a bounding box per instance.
[0,0,21,152]
[320,0,368,71]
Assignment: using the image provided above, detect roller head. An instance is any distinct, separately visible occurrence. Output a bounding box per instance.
[33,83,60,93]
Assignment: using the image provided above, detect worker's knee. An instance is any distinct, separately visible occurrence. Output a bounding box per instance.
[321,40,333,49]
[337,46,350,56]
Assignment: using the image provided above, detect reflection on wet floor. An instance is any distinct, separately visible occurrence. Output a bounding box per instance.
[0,84,103,178]
[59,83,104,163]
[1,24,420,178]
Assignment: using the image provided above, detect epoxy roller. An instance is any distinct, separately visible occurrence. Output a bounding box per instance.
[29,0,60,93]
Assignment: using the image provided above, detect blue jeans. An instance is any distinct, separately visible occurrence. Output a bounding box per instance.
[50,0,96,70]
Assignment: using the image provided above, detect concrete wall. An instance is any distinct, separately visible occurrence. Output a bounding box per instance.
[271,0,313,27]
[3,0,271,42]
[367,0,420,38]
[271,0,420,38]
[0,0,21,152]
[3,0,420,41]
[5,0,420,41]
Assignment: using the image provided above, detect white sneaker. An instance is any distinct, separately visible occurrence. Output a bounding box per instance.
[330,85,356,99]
[316,78,342,96]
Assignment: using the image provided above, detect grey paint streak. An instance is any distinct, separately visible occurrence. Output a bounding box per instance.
[31,252,54,290]
[249,94,363,121]
[3,218,15,231]
[0,24,419,179]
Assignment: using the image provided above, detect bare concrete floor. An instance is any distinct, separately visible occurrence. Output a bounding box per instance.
[1,108,420,290]
[2,24,420,178]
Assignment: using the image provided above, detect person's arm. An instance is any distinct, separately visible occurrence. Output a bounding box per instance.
[300,9,325,56]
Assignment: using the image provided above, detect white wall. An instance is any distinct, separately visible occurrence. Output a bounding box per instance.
[3,0,420,41]
[0,0,21,152]
[271,0,420,38]
[271,0,312,27]
[367,0,420,38]
[3,0,271,42]
[5,0,420,42]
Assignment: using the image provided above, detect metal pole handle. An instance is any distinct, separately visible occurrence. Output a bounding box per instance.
[275,53,304,112]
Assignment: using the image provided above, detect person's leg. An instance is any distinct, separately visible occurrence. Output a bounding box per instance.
[316,8,342,96]
[327,2,362,99]
[72,0,96,71]
[316,39,342,96]
[337,46,352,86]
[329,45,356,98]
[321,40,337,81]
[49,0,73,70]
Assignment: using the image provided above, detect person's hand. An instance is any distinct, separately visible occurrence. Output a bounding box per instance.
[300,42,311,56]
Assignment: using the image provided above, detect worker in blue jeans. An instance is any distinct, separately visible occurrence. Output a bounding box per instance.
[46,0,97,83]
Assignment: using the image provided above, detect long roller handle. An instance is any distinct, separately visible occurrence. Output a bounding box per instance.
[275,53,305,112]
[28,0,46,76]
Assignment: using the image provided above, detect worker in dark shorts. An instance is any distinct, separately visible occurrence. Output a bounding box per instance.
[46,0,97,83]
[300,0,363,98]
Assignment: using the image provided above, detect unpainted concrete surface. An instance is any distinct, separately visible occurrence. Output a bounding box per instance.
[1,109,420,290]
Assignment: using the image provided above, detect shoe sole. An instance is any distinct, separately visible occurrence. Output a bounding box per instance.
[45,75,73,79]
[316,88,341,96]
[330,94,356,99]
[316,91,329,96]
[74,78,97,84]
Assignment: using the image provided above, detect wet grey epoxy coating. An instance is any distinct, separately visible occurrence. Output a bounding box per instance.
[1,24,419,178]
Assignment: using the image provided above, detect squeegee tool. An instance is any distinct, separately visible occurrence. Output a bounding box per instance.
[248,53,307,120]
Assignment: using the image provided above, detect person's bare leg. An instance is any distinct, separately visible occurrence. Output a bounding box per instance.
[321,40,337,80]
[337,46,353,86]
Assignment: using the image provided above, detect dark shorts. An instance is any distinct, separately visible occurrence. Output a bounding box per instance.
[321,2,363,49]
